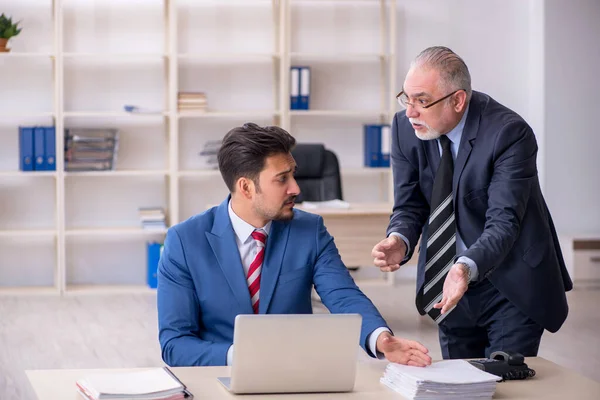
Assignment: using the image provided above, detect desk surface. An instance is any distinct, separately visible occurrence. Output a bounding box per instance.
[295,202,393,216]
[26,357,600,400]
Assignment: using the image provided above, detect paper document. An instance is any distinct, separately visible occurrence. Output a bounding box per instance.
[76,367,186,399]
[300,199,350,209]
[381,360,500,400]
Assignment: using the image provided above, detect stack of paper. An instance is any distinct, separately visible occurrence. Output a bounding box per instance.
[381,360,500,399]
[76,367,190,400]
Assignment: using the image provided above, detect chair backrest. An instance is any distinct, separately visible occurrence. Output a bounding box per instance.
[291,143,343,203]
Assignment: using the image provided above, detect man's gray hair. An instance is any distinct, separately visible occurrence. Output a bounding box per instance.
[411,46,472,102]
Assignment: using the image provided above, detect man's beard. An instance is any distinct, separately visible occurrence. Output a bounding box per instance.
[409,118,442,140]
[254,196,297,222]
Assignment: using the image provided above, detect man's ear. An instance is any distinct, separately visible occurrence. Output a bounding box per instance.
[237,177,254,200]
[454,90,468,112]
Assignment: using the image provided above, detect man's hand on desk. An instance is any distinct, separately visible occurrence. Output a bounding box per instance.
[376,331,432,367]
[371,235,407,272]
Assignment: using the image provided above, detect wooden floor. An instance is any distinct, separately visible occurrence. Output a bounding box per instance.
[1,274,598,400]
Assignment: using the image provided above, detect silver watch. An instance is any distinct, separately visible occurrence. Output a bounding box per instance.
[457,262,471,282]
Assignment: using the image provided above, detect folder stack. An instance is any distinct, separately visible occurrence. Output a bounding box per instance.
[198,139,222,169]
[76,367,192,400]
[363,124,391,167]
[178,92,208,113]
[138,207,167,231]
[380,360,499,399]
[64,128,119,172]
[290,66,310,110]
[18,126,56,171]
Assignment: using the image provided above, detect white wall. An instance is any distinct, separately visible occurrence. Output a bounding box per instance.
[395,0,545,179]
[544,0,600,235]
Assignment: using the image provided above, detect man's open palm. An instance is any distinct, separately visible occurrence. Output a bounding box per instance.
[377,333,432,367]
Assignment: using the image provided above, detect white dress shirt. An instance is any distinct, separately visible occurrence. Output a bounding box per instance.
[226,201,388,365]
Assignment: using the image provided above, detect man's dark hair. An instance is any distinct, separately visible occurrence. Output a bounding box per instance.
[217,122,296,192]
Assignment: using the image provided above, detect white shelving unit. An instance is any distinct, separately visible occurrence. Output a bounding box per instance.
[0,0,397,295]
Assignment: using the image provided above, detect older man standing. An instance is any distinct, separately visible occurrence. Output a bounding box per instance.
[372,46,572,359]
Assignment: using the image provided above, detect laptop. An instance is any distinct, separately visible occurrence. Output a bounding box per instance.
[217,313,362,394]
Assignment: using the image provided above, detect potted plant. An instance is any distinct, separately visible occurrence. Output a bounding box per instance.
[0,13,22,52]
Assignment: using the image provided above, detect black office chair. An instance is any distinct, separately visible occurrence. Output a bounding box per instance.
[291,143,343,203]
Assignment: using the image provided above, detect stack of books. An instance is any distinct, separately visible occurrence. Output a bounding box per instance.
[178,92,207,113]
[76,367,192,400]
[64,128,119,172]
[139,207,167,231]
[380,360,499,399]
[198,140,221,169]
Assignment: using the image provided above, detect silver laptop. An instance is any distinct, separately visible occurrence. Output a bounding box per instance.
[217,313,362,394]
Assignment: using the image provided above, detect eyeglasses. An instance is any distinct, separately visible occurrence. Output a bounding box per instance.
[396,89,464,110]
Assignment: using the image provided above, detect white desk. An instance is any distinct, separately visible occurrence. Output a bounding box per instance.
[26,357,600,400]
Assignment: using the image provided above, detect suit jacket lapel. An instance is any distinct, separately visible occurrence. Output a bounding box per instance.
[259,219,290,313]
[453,98,481,202]
[205,198,253,314]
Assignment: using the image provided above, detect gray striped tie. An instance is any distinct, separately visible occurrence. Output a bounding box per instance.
[419,135,456,324]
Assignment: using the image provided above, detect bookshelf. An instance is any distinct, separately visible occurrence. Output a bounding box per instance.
[0,0,397,295]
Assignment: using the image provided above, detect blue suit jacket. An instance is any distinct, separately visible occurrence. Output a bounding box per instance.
[158,198,389,366]
[388,91,572,333]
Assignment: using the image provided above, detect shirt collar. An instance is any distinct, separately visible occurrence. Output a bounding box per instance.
[444,104,470,145]
[228,200,272,244]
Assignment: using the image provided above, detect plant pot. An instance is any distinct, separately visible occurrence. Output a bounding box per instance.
[0,38,9,52]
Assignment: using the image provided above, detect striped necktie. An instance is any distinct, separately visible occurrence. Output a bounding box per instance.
[247,229,267,314]
[419,135,457,323]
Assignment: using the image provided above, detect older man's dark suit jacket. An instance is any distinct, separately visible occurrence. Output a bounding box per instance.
[387,90,572,333]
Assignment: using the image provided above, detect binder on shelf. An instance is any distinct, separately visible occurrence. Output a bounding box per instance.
[299,66,311,110]
[147,242,164,289]
[44,126,56,171]
[18,126,34,171]
[363,124,381,167]
[380,124,391,167]
[290,66,300,110]
[33,127,46,171]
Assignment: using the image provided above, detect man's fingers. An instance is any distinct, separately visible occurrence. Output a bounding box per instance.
[373,258,390,268]
[433,297,446,309]
[410,349,432,366]
[408,340,429,354]
[441,299,457,315]
[372,250,385,259]
[380,264,400,272]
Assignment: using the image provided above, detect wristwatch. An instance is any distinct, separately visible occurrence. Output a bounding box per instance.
[457,262,472,283]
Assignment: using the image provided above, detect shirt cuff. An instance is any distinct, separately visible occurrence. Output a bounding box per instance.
[227,344,234,366]
[389,232,411,262]
[368,327,392,359]
[457,256,479,282]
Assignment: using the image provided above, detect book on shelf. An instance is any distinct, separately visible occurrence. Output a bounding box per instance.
[76,367,192,400]
[177,91,207,113]
[139,207,167,231]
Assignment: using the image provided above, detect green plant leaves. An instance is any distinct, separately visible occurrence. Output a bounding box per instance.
[0,13,22,39]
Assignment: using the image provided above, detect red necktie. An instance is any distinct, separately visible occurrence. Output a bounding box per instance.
[247,230,266,314]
